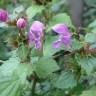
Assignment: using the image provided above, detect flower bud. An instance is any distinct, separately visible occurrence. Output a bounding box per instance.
[0,9,8,22]
[16,18,26,29]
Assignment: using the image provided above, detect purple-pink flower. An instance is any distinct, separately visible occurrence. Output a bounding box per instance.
[0,9,8,22]
[28,21,44,49]
[17,18,26,29]
[52,24,71,48]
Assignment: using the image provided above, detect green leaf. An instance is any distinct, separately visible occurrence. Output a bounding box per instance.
[85,0,96,6]
[0,50,33,96]
[31,48,42,57]
[17,44,29,62]
[77,56,96,74]
[54,71,77,89]
[0,51,19,76]
[52,0,61,3]
[0,75,21,96]
[44,35,67,57]
[70,39,83,51]
[92,28,96,33]
[0,43,9,60]
[90,43,96,49]
[35,57,60,78]
[85,33,96,43]
[71,84,85,96]
[50,13,72,26]
[47,13,73,32]
[26,4,44,20]
[14,63,33,84]
[80,87,96,96]
[51,0,67,12]
[0,51,33,83]
[88,20,96,28]
[0,22,8,28]
[13,5,24,14]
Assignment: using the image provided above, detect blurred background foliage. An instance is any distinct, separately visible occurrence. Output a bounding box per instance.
[84,0,96,26]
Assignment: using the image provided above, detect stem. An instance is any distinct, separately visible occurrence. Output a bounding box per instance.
[31,33,44,95]
[27,47,32,62]
[19,29,25,39]
[31,72,37,96]
[40,39,44,57]
[39,33,44,57]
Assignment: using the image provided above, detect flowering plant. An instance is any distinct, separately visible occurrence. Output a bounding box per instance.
[0,1,96,96]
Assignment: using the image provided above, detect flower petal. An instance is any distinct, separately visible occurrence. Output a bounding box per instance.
[35,40,41,49]
[52,39,61,48]
[52,24,69,34]
[30,21,45,32]
[28,31,35,43]
[61,35,71,45]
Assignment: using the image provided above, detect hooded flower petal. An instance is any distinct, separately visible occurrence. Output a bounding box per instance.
[29,21,44,40]
[52,24,69,34]
[30,21,45,32]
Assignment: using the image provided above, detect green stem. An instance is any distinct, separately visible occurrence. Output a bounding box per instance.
[31,34,44,95]
[31,72,37,96]
[39,34,44,57]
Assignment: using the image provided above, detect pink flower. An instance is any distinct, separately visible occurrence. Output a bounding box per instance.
[52,24,71,48]
[0,9,8,22]
[17,18,26,29]
[28,21,45,49]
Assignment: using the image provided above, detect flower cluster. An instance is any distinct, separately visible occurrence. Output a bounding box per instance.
[0,8,26,29]
[0,8,71,49]
[28,23,71,49]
